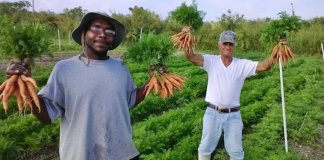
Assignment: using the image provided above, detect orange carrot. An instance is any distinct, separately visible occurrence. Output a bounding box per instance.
[2,85,16,113]
[24,81,41,112]
[159,80,168,99]
[0,80,7,93]
[23,89,33,109]
[15,86,24,113]
[164,78,174,96]
[165,75,182,90]
[145,78,155,96]
[21,75,37,88]
[171,26,197,52]
[17,77,27,102]
[151,76,160,95]
[168,74,185,84]
[2,75,18,96]
[270,40,294,64]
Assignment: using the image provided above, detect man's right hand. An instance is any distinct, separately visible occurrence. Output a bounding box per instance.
[6,58,31,77]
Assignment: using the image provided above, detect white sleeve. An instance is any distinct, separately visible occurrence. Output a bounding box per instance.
[241,59,258,78]
[202,54,213,72]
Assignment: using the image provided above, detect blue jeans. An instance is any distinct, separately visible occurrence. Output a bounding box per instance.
[198,107,244,160]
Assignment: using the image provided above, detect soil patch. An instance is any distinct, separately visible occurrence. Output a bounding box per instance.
[290,125,324,160]
[0,50,125,70]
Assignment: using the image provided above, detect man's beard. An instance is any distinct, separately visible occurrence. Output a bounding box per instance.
[86,41,112,58]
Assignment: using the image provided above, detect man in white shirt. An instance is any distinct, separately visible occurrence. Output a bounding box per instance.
[184,30,274,160]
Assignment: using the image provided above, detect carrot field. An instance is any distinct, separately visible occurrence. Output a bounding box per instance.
[0,51,323,160]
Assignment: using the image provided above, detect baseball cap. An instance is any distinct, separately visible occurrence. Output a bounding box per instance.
[219,30,237,46]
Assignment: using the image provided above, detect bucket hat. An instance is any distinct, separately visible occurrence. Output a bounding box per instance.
[72,12,126,50]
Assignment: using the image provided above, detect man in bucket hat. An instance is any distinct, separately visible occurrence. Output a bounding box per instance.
[183,30,275,160]
[6,12,151,160]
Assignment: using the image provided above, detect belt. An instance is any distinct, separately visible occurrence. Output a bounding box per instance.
[208,104,240,113]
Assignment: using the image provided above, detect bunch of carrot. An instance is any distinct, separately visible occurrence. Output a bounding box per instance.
[270,38,295,64]
[171,26,197,54]
[0,75,40,113]
[145,65,186,99]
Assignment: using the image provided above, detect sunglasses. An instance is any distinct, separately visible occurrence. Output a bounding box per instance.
[89,25,116,37]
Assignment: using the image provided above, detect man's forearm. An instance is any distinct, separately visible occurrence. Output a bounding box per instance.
[134,84,147,106]
[31,97,52,124]
[256,58,274,73]
[184,50,204,67]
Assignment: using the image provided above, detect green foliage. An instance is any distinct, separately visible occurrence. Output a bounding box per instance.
[170,0,205,30]
[128,6,163,35]
[0,1,31,15]
[236,21,265,52]
[0,115,59,159]
[289,22,324,55]
[125,32,174,65]
[219,9,244,31]
[0,16,51,63]
[0,53,323,159]
[112,6,164,44]
[133,100,205,156]
[0,7,323,158]
[309,17,324,25]
[261,11,302,44]
[195,22,220,51]
[0,5,322,56]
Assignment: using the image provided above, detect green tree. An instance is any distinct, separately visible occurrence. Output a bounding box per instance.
[111,12,135,43]
[55,7,86,40]
[125,32,174,65]
[63,6,85,19]
[236,20,265,52]
[195,22,221,50]
[169,0,205,30]
[0,1,33,23]
[261,11,301,44]
[0,16,51,64]
[34,11,59,32]
[309,17,324,25]
[219,9,244,31]
[128,6,163,36]
[0,1,31,15]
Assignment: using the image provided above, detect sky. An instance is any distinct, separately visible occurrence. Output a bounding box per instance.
[5,0,324,21]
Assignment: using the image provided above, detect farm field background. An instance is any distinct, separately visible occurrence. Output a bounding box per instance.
[0,50,323,160]
[1,1,324,159]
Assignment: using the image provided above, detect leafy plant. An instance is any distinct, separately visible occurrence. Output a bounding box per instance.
[261,11,301,44]
[170,0,205,30]
[125,32,174,66]
[0,16,51,64]
[219,9,244,31]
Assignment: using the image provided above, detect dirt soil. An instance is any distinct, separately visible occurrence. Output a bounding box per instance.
[290,125,324,160]
[0,50,125,70]
[0,53,75,71]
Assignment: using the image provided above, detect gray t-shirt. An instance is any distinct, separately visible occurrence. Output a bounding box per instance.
[38,56,139,160]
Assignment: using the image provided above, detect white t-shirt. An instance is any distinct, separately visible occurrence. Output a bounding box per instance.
[38,56,138,160]
[203,54,258,108]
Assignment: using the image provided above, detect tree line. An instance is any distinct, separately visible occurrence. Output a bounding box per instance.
[0,1,323,55]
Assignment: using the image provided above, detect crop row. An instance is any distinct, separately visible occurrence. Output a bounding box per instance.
[131,55,324,159]
[0,54,323,159]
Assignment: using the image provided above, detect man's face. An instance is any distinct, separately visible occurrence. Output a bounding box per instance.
[84,19,115,54]
[219,42,235,57]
